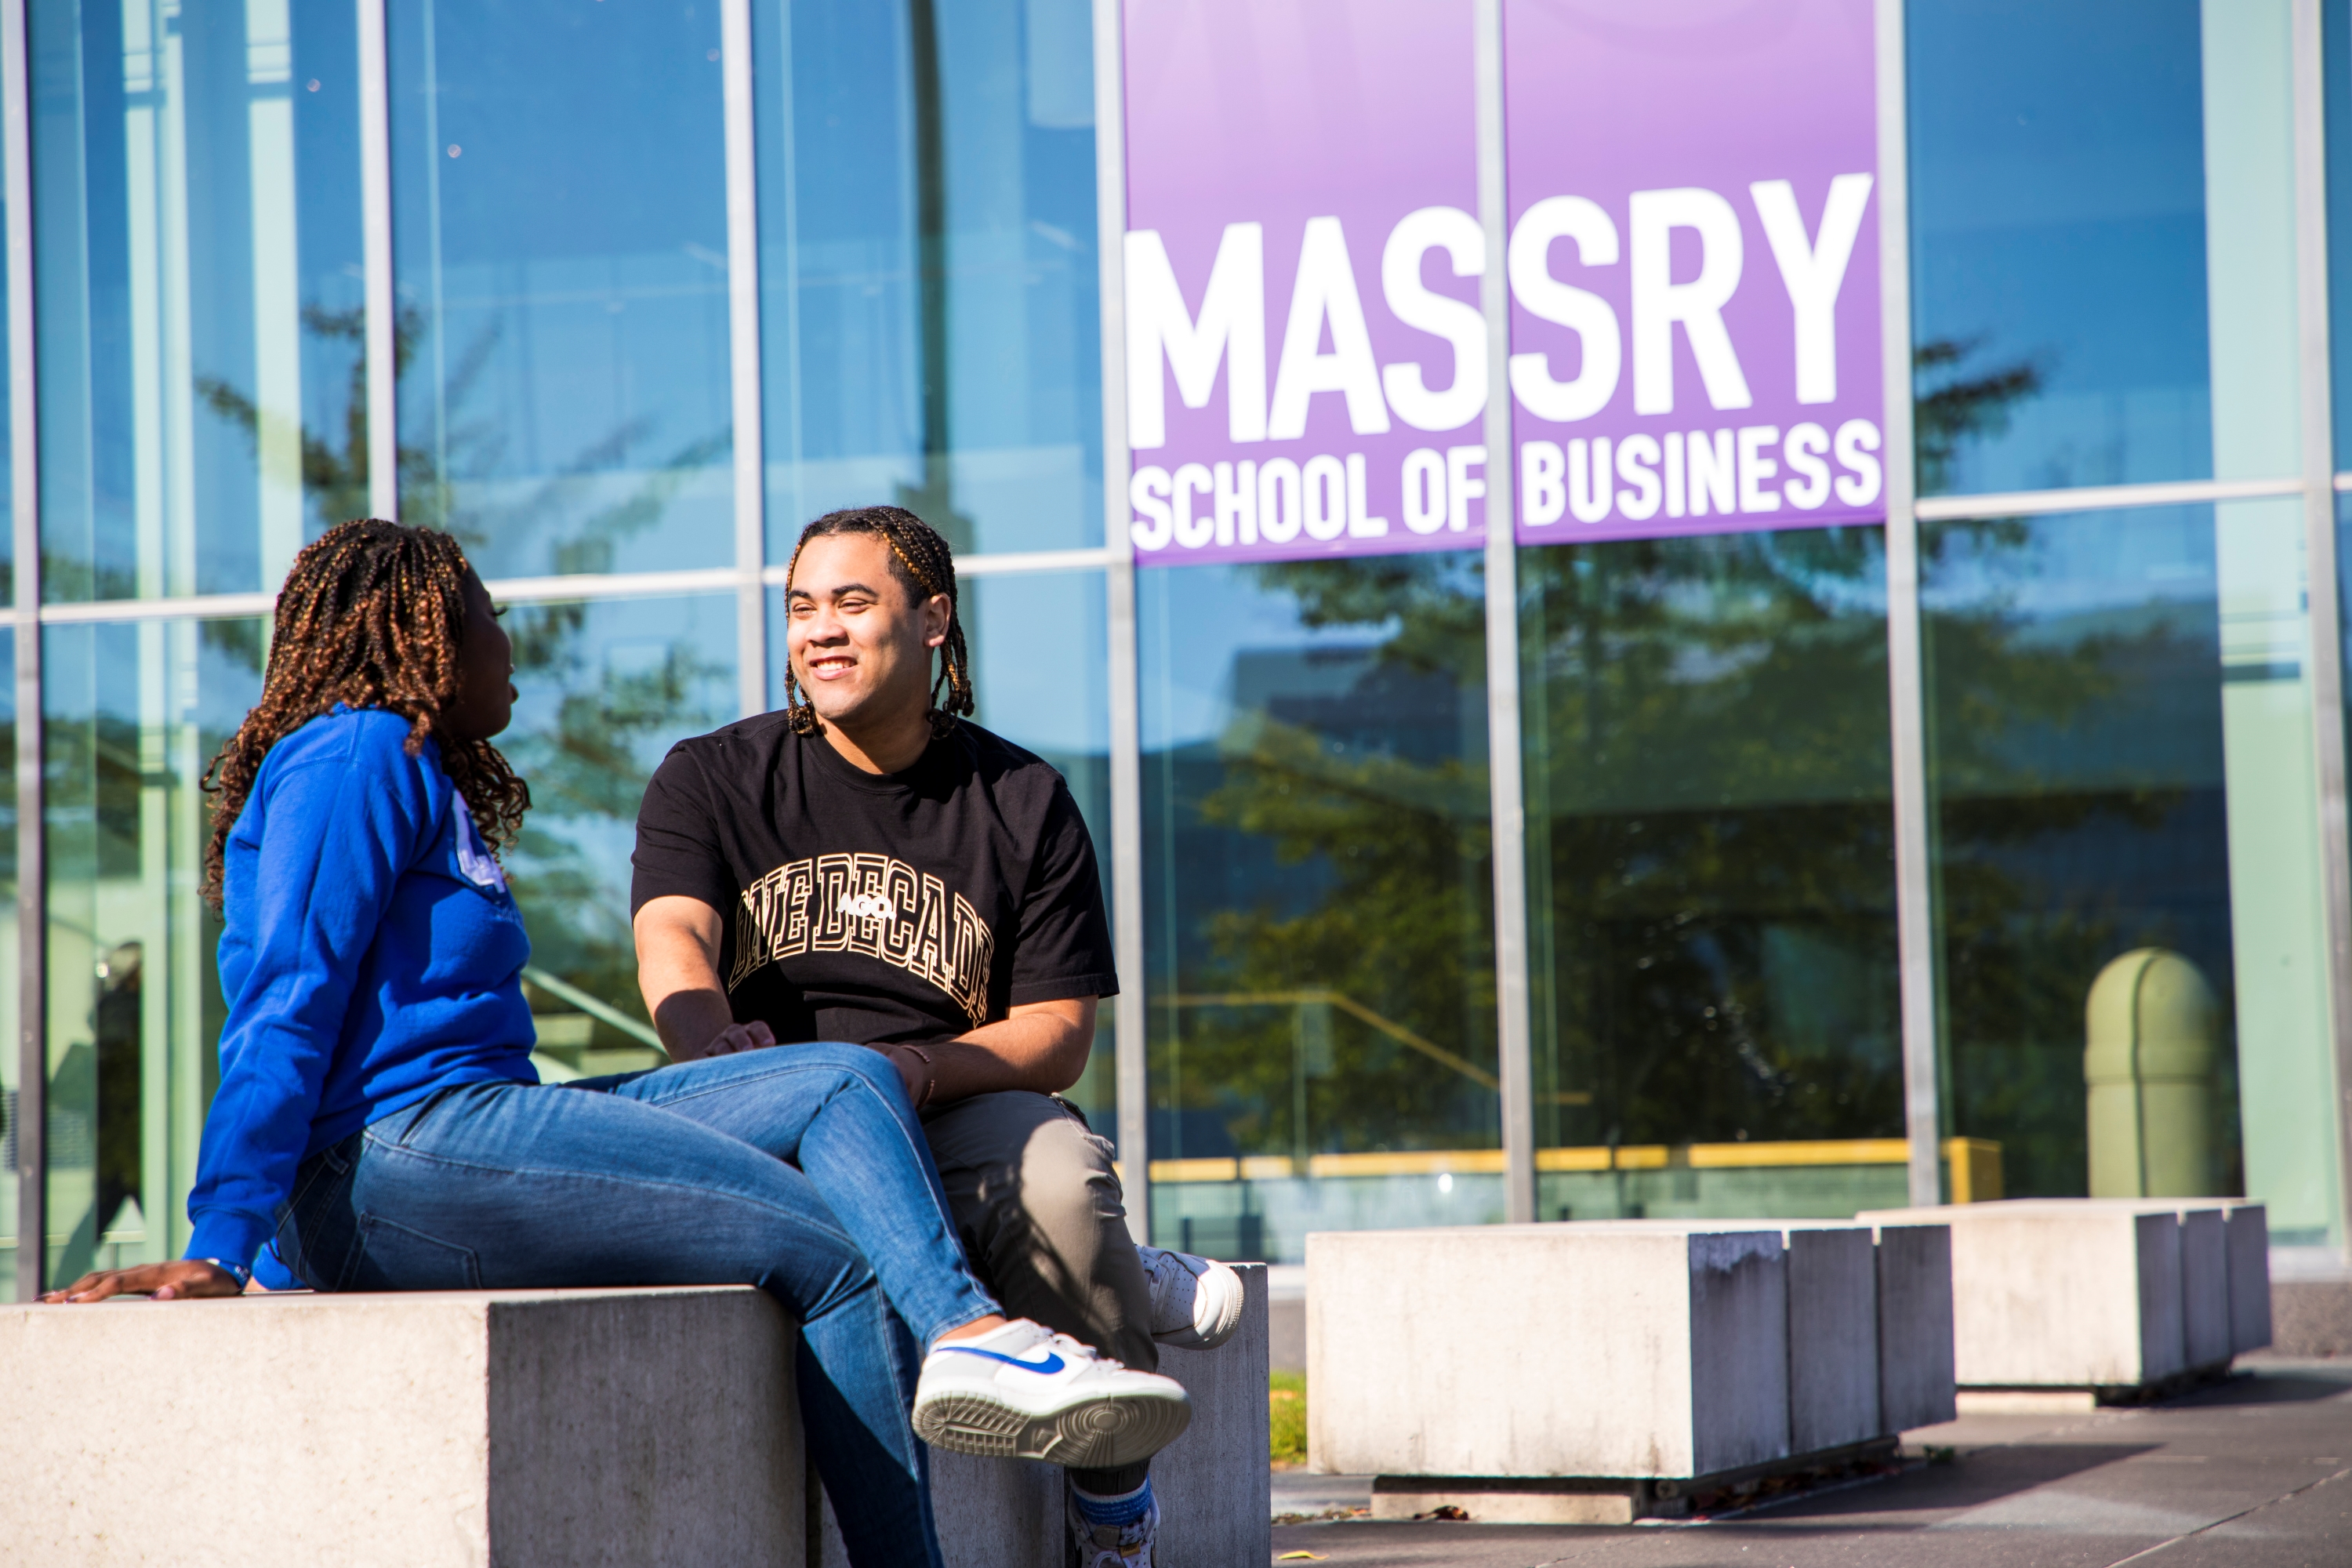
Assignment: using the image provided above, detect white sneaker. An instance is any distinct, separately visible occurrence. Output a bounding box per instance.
[1066,1484,1160,1566]
[1137,1245,1244,1349]
[914,1319,1192,1469]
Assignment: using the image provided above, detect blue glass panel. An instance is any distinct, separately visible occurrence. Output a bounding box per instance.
[31,0,365,600]
[1907,0,2212,494]
[2328,0,2352,466]
[967,569,1112,1125]
[42,616,261,1278]
[1522,528,1902,1220]
[503,593,739,1066]
[765,564,1116,1123]
[0,632,15,1292]
[1924,506,2240,1203]
[756,0,1102,557]
[1140,554,1497,1261]
[389,0,732,578]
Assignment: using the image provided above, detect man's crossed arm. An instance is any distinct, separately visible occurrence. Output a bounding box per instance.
[632,894,1096,1109]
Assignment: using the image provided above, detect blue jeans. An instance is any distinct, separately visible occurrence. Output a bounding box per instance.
[278,1044,998,1568]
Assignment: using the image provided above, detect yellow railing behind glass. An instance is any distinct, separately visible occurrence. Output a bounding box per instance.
[1159,991,1592,1105]
[1137,1135,2005,1201]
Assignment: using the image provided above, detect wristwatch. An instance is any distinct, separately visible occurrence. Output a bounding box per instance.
[200,1257,254,1289]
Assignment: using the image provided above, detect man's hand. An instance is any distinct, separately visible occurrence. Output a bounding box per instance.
[706,1019,779,1057]
[635,895,764,1061]
[42,1260,242,1304]
[877,1042,931,1107]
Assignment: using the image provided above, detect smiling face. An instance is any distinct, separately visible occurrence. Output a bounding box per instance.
[441,568,516,742]
[786,532,950,739]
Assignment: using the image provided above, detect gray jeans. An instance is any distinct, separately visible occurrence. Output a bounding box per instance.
[923,1089,1156,1492]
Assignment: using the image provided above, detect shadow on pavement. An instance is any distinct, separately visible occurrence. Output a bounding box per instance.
[2157,1370,2352,1408]
[1751,1440,2161,1521]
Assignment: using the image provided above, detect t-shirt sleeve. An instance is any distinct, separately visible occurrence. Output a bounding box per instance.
[630,742,739,916]
[1006,779,1120,1006]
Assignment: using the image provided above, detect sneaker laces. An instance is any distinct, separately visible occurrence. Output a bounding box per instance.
[1047,1328,1129,1372]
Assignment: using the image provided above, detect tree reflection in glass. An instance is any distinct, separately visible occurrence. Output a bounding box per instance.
[1142,555,1499,1173]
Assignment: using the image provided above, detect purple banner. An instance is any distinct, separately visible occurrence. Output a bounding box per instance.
[1505,0,1883,544]
[1118,0,1883,567]
[1122,0,1484,567]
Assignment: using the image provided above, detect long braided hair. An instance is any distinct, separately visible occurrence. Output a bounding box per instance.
[779,505,974,738]
[200,518,530,912]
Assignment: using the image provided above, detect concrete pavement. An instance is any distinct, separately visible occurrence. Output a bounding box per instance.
[1269,1356,2352,1565]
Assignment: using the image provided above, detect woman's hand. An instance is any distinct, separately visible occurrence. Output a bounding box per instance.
[41,1260,244,1304]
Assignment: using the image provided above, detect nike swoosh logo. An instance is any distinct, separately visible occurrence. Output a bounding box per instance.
[940,1346,1067,1374]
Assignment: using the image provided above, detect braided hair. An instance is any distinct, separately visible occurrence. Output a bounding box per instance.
[200,517,530,913]
[780,505,974,738]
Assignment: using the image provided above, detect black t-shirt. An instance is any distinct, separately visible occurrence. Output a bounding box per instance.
[630,713,1118,1047]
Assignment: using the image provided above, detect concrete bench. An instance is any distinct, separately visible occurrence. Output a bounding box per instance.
[2,1270,1270,1566]
[1855,1199,2268,1399]
[1305,1219,1953,1523]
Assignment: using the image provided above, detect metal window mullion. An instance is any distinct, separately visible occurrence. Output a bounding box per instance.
[1876,0,1940,1207]
[4,0,42,1299]
[1473,0,1535,1226]
[722,0,766,718]
[1092,0,1148,1243]
[2288,0,2352,1258]
[358,0,395,521]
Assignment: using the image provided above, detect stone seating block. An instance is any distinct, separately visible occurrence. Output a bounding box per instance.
[1307,1224,1791,1480]
[3,1287,804,1566]
[1859,1200,2196,1388]
[4,1270,1273,1568]
[1869,1222,1957,1432]
[811,1265,1273,1567]
[1607,1219,1953,1444]
[2179,1208,2230,1368]
[1777,1225,1882,1453]
[2222,1201,2273,1354]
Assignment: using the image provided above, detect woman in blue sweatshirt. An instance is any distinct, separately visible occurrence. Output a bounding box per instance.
[43,520,1189,1566]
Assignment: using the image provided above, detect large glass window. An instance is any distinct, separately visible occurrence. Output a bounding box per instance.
[34,591,737,1283]
[1926,500,2336,1240]
[1907,0,2287,495]
[42,616,257,1284]
[32,0,366,602]
[1520,529,1904,1218]
[389,0,733,579]
[501,593,741,1077]
[754,0,1102,558]
[964,569,1114,1123]
[763,567,1118,1124]
[1140,555,1497,1261]
[0,641,16,1297]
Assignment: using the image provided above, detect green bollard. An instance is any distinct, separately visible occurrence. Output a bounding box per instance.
[2084,948,2220,1198]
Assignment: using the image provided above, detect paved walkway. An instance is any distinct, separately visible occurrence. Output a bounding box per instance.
[1269,1358,2352,1566]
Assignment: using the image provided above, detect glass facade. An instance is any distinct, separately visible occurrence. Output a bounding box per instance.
[388,0,733,577]
[1522,528,1902,1219]
[33,0,365,601]
[1140,554,1498,1255]
[12,0,2352,1290]
[753,0,1102,558]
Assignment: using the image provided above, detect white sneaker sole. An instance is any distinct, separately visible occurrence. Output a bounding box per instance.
[913,1386,1192,1468]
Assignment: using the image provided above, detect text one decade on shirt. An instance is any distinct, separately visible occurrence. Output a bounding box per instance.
[1118,0,1886,567]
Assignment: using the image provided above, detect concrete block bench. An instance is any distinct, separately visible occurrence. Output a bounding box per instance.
[1854,1199,2267,1401]
[1305,1219,1952,1523]
[2,1269,1270,1566]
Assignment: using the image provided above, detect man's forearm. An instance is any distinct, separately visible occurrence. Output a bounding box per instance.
[916,999,1096,1106]
[652,986,739,1062]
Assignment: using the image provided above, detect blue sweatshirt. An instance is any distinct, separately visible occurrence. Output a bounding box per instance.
[184,706,538,1269]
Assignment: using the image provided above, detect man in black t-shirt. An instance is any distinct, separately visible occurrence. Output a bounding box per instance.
[631,506,1240,1563]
